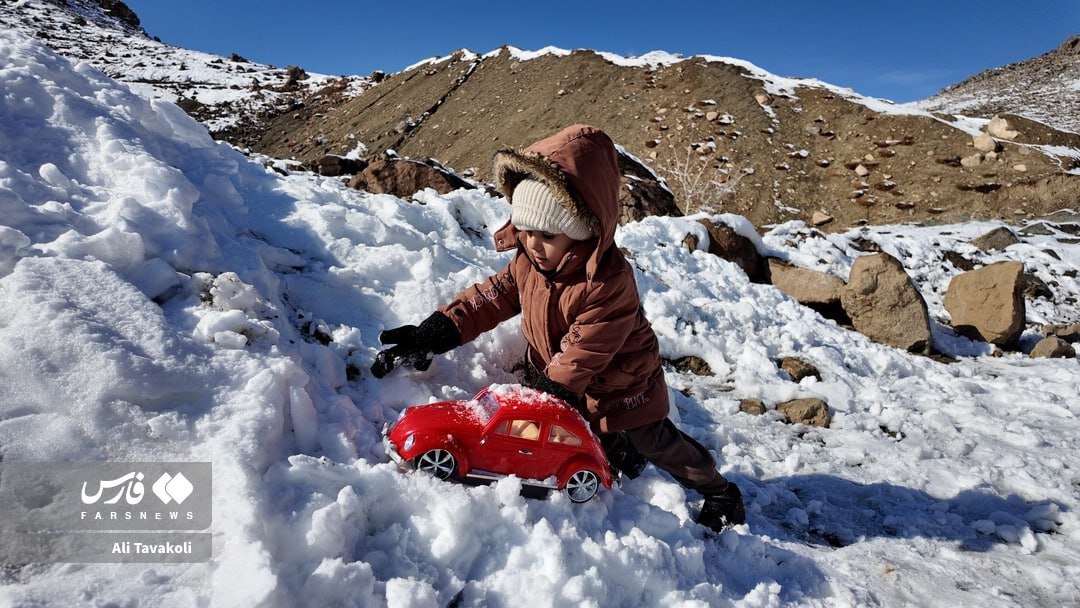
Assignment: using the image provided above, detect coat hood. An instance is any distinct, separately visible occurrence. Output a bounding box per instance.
[493,124,621,281]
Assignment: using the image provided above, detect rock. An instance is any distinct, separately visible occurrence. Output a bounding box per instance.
[682,233,699,252]
[1043,323,1080,342]
[705,111,719,121]
[840,253,932,353]
[943,251,976,271]
[348,156,472,197]
[944,261,1025,347]
[1019,223,1055,236]
[617,151,681,224]
[973,134,997,152]
[670,356,713,376]
[754,93,771,105]
[960,153,983,168]
[1029,336,1076,359]
[1013,164,1028,172]
[740,399,767,416]
[314,154,367,177]
[697,220,766,282]
[777,398,831,427]
[1020,272,1053,300]
[970,227,1021,252]
[283,65,308,89]
[778,357,822,383]
[855,164,870,177]
[811,211,834,226]
[766,259,845,306]
[987,115,1020,140]
[99,0,141,30]
[985,151,998,161]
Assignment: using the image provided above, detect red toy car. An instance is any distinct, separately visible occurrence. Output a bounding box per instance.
[383,384,616,502]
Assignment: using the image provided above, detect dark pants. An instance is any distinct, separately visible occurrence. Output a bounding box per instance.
[617,419,731,496]
[519,356,729,495]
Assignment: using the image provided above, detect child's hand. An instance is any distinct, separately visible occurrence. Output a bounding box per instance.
[369,312,461,378]
[370,325,433,378]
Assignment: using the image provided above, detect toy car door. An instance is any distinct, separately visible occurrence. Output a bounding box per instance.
[474,416,551,481]
[541,422,588,476]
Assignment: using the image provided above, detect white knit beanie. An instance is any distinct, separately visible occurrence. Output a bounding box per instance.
[511,179,593,240]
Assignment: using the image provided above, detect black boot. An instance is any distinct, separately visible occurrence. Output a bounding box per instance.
[600,431,648,480]
[696,483,746,532]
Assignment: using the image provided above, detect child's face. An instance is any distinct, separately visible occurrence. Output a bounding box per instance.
[523,230,577,272]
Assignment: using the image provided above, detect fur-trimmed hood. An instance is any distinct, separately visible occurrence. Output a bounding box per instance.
[492,124,622,281]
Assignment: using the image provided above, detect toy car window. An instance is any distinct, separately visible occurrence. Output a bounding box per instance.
[493,420,509,435]
[547,424,582,446]
[508,420,540,441]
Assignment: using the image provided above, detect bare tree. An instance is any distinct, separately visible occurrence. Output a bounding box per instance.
[658,147,746,215]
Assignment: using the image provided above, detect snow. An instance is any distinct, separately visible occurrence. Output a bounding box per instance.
[0,0,372,133]
[2,29,1080,607]
[506,45,574,62]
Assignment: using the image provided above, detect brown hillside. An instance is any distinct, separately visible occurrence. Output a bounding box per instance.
[253,48,1080,230]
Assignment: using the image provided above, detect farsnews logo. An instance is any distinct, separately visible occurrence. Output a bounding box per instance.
[151,472,194,505]
[82,472,194,506]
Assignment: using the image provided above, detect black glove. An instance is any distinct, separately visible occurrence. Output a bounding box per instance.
[371,312,461,378]
[534,373,586,415]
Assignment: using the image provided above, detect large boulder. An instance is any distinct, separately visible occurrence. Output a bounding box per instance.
[766,259,845,306]
[840,253,932,353]
[943,261,1025,348]
[1030,336,1076,359]
[698,220,766,282]
[348,156,472,197]
[617,151,681,224]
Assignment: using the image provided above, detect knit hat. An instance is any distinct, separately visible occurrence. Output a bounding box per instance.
[511,179,594,240]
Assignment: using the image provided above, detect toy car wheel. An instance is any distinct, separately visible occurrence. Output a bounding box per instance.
[565,470,600,503]
[415,449,456,480]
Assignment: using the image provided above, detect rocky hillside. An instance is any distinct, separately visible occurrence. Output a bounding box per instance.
[8,1,1079,231]
[0,0,373,141]
[916,36,1080,136]
[251,47,1080,230]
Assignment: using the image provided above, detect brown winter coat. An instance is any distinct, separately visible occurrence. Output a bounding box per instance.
[439,125,669,432]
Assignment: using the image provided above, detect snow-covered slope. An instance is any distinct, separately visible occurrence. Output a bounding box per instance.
[914,35,1080,135]
[2,29,1079,607]
[0,0,371,134]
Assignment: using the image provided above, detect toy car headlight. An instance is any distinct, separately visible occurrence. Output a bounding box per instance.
[403,434,415,451]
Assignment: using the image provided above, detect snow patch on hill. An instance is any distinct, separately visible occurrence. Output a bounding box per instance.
[0,0,371,133]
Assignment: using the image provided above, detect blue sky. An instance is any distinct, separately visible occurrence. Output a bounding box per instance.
[125,0,1077,103]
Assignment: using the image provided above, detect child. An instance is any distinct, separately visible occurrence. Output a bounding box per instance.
[371,124,746,531]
